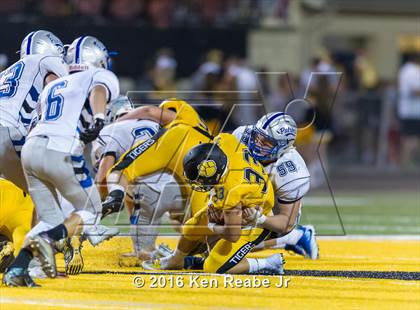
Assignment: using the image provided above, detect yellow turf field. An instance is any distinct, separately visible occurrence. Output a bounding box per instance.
[1,237,419,310]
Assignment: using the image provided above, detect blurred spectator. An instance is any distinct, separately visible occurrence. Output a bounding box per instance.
[200,0,226,25]
[153,48,177,92]
[73,0,104,17]
[147,0,175,28]
[0,54,8,71]
[225,57,259,125]
[354,50,381,164]
[354,49,378,90]
[0,0,23,13]
[269,73,294,112]
[41,0,69,17]
[109,0,143,21]
[192,49,223,91]
[398,54,420,166]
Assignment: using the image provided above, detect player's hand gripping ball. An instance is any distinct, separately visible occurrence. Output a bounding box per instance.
[207,205,224,225]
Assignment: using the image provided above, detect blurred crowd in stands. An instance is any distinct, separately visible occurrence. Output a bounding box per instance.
[0,0,290,27]
[121,47,419,180]
[1,44,418,181]
[0,0,418,176]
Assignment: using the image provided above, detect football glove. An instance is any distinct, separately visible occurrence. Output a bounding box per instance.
[63,236,84,275]
[0,241,15,273]
[101,189,124,219]
[80,118,105,144]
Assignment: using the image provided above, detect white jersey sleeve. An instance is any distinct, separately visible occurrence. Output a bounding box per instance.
[90,69,119,103]
[39,55,68,80]
[265,148,310,204]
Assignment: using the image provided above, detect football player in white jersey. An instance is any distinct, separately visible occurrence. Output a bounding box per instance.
[0,30,67,191]
[232,112,318,259]
[3,36,120,287]
[93,96,182,262]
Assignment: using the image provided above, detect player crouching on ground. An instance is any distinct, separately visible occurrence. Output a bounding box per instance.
[144,135,284,275]
[233,113,318,259]
[92,96,180,263]
[0,179,34,273]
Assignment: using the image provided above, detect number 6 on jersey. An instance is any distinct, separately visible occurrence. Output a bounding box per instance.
[45,80,67,121]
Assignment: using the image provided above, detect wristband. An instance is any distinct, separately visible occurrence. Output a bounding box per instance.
[208,222,216,232]
[256,214,267,227]
[94,113,105,121]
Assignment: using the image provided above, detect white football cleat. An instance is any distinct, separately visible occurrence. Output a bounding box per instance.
[85,225,119,246]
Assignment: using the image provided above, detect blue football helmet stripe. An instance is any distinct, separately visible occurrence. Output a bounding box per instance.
[25,31,37,56]
[262,112,284,130]
[75,36,86,64]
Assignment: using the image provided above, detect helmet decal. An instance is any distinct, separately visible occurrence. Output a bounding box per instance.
[197,160,217,178]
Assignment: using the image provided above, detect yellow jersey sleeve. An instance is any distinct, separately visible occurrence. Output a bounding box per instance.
[159,98,207,129]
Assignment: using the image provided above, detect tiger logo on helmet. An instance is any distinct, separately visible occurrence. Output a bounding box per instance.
[197,160,217,178]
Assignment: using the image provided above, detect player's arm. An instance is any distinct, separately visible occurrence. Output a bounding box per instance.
[79,86,107,144]
[44,73,59,85]
[117,105,176,126]
[257,200,301,235]
[208,205,242,243]
[96,155,116,199]
[41,55,68,86]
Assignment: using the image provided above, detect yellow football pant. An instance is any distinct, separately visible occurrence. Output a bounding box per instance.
[183,207,269,273]
[0,179,34,256]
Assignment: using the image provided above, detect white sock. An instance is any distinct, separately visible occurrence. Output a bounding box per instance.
[275,228,303,246]
[247,258,269,273]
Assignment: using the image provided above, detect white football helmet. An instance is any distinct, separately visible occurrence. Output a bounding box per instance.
[65,36,110,72]
[106,95,133,123]
[20,30,64,59]
[248,112,297,161]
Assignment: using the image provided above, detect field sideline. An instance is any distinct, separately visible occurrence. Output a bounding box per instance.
[1,236,419,310]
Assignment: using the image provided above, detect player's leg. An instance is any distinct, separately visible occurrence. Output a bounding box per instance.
[254,208,319,259]
[203,228,284,274]
[143,206,213,270]
[53,153,117,245]
[0,126,28,192]
[3,173,62,285]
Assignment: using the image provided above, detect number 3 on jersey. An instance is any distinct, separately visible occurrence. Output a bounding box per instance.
[45,80,67,121]
[0,62,24,98]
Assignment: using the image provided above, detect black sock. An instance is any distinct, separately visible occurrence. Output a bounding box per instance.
[9,248,33,269]
[43,224,68,241]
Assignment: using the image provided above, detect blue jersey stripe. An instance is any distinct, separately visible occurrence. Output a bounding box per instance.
[29,86,39,102]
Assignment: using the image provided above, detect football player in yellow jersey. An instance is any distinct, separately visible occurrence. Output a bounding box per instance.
[103,98,213,218]
[0,178,34,272]
[144,136,285,275]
